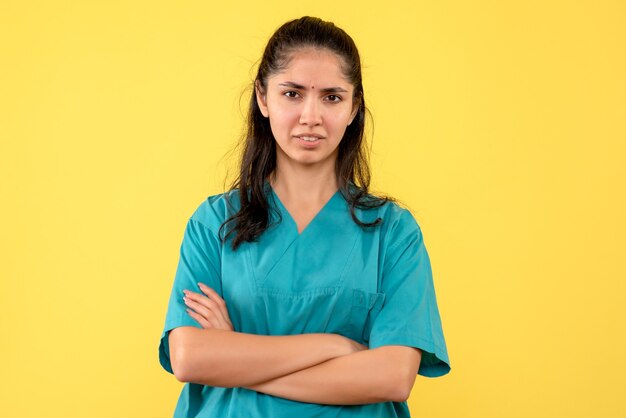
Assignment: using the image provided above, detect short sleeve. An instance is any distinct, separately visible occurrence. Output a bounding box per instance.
[158,217,223,374]
[369,210,451,377]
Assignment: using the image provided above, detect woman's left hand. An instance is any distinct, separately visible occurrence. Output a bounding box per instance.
[183,283,234,331]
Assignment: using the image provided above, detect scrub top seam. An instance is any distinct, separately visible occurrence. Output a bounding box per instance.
[188,216,220,240]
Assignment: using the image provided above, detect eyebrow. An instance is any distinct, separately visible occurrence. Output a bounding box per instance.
[278,81,349,93]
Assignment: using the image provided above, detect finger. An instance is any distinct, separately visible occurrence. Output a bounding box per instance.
[184,291,227,327]
[184,296,222,329]
[185,289,233,331]
[195,286,232,329]
[186,294,232,331]
[186,308,212,329]
[197,283,232,323]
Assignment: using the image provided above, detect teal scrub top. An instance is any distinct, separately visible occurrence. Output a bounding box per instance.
[159,181,450,417]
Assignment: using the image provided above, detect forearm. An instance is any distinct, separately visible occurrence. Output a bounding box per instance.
[169,327,351,388]
[245,346,418,405]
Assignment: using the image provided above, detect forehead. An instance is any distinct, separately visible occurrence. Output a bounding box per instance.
[269,48,352,90]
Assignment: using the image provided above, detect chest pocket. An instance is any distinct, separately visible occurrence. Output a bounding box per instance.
[340,288,385,345]
[252,286,345,336]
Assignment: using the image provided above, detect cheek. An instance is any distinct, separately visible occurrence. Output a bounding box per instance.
[326,110,353,128]
[268,107,298,128]
[268,113,295,142]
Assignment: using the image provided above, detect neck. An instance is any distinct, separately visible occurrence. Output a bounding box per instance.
[268,160,338,204]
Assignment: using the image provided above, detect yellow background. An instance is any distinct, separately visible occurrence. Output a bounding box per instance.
[1,1,624,417]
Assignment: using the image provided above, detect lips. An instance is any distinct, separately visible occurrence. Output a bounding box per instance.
[297,136,320,142]
[294,133,325,143]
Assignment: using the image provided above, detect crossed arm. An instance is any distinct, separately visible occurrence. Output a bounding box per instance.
[168,283,422,405]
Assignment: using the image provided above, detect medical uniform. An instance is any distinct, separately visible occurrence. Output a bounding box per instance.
[159,181,450,417]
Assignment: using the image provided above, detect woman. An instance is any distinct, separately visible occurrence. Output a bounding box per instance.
[158,16,450,417]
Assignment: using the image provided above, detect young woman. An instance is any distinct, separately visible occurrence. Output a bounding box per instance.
[158,16,450,417]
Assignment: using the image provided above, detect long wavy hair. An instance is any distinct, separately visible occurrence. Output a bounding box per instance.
[219,16,395,251]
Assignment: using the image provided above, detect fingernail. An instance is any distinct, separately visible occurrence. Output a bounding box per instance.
[198,282,205,288]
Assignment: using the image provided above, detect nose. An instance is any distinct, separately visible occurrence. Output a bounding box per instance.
[299,97,322,126]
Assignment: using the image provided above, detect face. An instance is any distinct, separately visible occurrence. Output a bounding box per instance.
[255,48,359,170]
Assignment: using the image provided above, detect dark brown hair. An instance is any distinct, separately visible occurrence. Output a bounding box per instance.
[219,16,395,250]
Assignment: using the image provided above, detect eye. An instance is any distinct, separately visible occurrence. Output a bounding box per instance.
[283,91,299,99]
[326,94,342,102]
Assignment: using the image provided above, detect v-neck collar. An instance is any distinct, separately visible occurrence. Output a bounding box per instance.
[245,181,359,289]
[264,180,342,237]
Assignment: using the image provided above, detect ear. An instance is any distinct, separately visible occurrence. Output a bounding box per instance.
[255,80,269,118]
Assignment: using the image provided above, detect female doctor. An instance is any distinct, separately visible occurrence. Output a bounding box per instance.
[159,16,450,418]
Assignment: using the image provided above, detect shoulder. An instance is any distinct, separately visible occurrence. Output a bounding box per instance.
[345,184,424,242]
[188,189,242,234]
[366,198,424,249]
[357,193,422,232]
